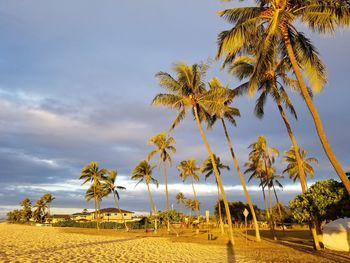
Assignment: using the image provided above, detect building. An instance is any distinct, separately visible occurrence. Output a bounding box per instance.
[71,208,134,223]
[95,208,134,222]
[72,211,93,222]
[47,214,71,224]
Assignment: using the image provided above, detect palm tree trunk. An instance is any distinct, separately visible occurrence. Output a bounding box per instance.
[281,27,350,195]
[260,179,270,223]
[272,184,285,235]
[275,90,321,248]
[221,118,261,242]
[112,190,128,231]
[190,175,200,217]
[93,186,99,230]
[267,185,277,240]
[276,101,308,192]
[163,161,170,232]
[146,183,157,232]
[217,183,225,235]
[193,105,235,245]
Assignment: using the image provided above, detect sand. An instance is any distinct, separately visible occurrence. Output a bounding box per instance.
[1,223,348,263]
[0,223,239,263]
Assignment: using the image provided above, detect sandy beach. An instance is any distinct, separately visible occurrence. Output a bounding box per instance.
[1,223,349,263]
[0,223,235,263]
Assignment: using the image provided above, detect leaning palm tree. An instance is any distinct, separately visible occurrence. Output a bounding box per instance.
[207,77,262,241]
[177,159,201,217]
[102,170,128,231]
[216,0,350,194]
[131,160,158,232]
[152,62,235,245]
[79,162,108,230]
[201,154,229,234]
[41,193,55,220]
[85,183,109,223]
[230,53,310,195]
[283,147,318,189]
[147,132,176,232]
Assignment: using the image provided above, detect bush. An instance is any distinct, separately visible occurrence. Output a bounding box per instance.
[52,218,151,229]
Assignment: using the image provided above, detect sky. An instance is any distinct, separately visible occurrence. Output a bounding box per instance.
[0,0,349,218]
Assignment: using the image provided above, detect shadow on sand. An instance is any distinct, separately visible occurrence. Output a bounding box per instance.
[226,241,236,263]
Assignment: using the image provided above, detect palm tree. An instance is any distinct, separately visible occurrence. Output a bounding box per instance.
[283,147,318,189]
[201,154,229,234]
[176,192,186,209]
[152,62,236,245]
[79,162,108,229]
[131,160,158,232]
[85,183,109,223]
[177,159,201,217]
[216,0,350,194]
[147,132,176,232]
[207,77,262,241]
[102,170,128,231]
[185,198,197,219]
[41,193,55,221]
[33,199,47,223]
[230,53,310,195]
[245,135,278,240]
[20,198,32,222]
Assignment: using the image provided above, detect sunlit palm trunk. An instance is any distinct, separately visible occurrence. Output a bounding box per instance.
[272,184,285,235]
[93,184,99,230]
[163,162,170,232]
[275,94,320,248]
[193,106,235,246]
[146,182,157,232]
[276,99,308,191]
[267,185,277,240]
[217,184,225,235]
[190,175,200,217]
[112,190,128,231]
[221,119,261,242]
[281,27,350,195]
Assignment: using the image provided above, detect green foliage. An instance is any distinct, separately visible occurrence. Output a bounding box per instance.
[157,210,184,223]
[289,179,350,223]
[52,219,149,229]
[215,200,263,222]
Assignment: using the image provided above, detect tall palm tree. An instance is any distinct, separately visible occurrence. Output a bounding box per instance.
[216,0,350,194]
[41,193,55,221]
[201,154,229,234]
[152,62,236,245]
[283,147,318,189]
[102,170,128,231]
[131,160,158,231]
[79,162,108,229]
[177,159,201,217]
[230,53,310,194]
[147,132,176,232]
[207,77,262,241]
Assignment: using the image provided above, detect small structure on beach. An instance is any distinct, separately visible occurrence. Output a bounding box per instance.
[323,217,350,252]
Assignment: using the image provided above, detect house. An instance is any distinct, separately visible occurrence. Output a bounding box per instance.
[47,214,71,224]
[72,211,93,222]
[94,208,134,222]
